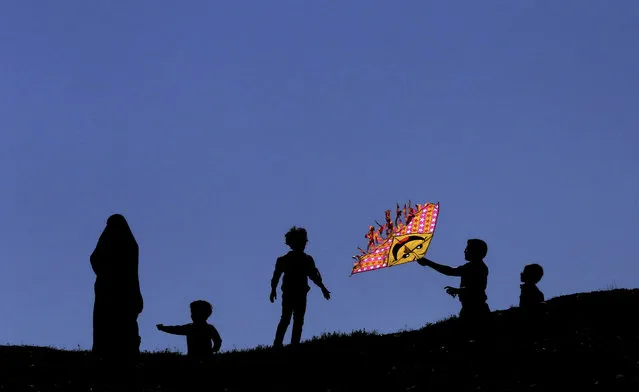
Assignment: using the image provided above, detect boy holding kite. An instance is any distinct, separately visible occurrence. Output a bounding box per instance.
[417,239,490,324]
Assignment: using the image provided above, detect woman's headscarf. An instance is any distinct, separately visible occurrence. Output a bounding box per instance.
[91,214,139,280]
[91,213,143,312]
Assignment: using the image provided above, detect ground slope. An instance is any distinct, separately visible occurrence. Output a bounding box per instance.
[2,289,638,391]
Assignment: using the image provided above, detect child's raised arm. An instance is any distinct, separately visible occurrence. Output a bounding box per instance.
[417,258,462,277]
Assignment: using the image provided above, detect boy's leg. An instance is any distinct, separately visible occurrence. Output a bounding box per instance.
[274,293,294,347]
[290,294,308,345]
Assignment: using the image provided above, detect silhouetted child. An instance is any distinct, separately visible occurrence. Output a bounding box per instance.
[520,263,545,309]
[417,239,490,323]
[270,226,331,348]
[157,300,222,359]
[518,264,547,343]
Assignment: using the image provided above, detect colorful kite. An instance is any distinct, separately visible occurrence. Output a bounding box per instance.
[351,201,439,275]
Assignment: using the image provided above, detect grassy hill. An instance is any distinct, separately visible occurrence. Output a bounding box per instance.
[2,288,638,391]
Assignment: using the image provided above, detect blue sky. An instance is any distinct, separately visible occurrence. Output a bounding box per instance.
[1,1,637,354]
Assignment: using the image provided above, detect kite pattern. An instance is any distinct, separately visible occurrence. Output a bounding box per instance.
[351,202,439,275]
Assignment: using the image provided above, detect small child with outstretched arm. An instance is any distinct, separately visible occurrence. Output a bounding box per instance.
[157,300,222,359]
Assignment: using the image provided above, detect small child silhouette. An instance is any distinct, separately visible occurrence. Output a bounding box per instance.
[157,300,222,358]
[519,264,544,308]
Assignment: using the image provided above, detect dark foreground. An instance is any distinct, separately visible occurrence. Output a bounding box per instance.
[2,289,639,391]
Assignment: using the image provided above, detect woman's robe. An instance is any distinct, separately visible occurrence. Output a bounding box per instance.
[90,214,143,360]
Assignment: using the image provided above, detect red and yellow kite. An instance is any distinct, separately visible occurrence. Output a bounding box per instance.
[351,201,439,275]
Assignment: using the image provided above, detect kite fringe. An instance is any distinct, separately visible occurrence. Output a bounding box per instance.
[361,200,423,251]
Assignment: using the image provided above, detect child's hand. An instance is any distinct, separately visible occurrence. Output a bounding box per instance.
[156,324,164,331]
[322,287,331,300]
[416,258,429,266]
[270,290,277,303]
[444,286,459,297]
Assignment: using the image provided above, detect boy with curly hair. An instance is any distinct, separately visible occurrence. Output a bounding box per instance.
[270,226,331,348]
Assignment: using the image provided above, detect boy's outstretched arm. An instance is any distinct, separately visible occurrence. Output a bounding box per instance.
[156,324,188,335]
[210,326,222,353]
[417,258,461,277]
[270,258,283,302]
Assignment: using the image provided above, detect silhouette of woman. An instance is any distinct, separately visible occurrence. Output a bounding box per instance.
[90,214,143,363]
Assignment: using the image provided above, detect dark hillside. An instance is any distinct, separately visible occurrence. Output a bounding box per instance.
[2,289,638,391]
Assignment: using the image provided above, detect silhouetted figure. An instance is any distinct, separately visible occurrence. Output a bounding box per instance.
[519,264,544,307]
[518,264,547,346]
[90,214,143,365]
[417,239,490,323]
[157,300,222,359]
[270,226,331,348]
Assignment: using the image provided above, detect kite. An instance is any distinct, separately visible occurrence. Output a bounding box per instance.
[351,201,439,275]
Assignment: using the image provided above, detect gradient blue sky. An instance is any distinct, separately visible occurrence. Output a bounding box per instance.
[1,1,638,354]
